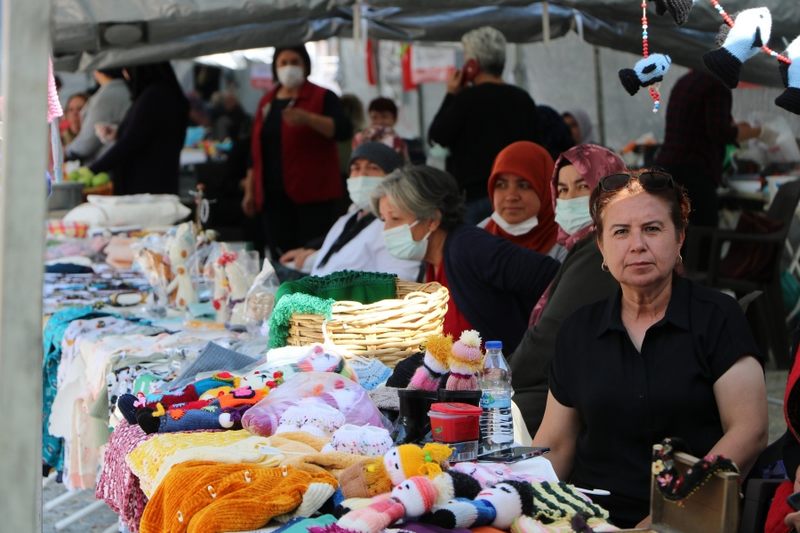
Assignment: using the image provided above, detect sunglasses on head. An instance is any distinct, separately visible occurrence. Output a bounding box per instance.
[599,171,674,192]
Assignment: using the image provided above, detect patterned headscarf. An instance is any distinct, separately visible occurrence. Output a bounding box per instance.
[551,144,627,251]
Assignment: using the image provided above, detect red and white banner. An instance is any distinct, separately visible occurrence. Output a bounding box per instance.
[249,63,274,90]
[407,45,456,86]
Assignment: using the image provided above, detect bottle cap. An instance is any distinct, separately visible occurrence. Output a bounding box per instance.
[485,340,502,350]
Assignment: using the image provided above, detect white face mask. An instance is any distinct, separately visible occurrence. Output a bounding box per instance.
[555,196,593,235]
[382,221,430,261]
[277,65,305,89]
[490,211,539,236]
[347,176,384,211]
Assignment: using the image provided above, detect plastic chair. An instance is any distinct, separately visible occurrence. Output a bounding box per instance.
[685,179,800,369]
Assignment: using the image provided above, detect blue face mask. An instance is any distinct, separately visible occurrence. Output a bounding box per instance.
[555,196,593,235]
[382,220,430,261]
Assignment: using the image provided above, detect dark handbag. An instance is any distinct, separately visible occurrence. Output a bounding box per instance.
[718,211,784,281]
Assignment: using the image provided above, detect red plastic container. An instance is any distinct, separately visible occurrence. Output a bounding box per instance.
[429,402,482,443]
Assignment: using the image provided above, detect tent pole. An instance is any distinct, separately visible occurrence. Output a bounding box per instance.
[0,0,49,531]
[593,45,606,147]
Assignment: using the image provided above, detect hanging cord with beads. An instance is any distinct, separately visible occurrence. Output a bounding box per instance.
[708,0,791,65]
[641,0,662,112]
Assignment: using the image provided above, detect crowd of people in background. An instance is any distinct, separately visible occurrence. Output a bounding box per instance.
[52,23,786,529]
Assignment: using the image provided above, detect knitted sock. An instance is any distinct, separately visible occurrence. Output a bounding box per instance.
[337,495,406,533]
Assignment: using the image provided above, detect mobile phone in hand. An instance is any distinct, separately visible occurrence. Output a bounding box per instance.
[787,491,800,511]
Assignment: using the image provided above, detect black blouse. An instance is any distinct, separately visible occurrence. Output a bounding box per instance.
[549,276,763,528]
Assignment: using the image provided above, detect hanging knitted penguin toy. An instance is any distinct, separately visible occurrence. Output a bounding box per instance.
[618,0,672,112]
[648,0,696,25]
[702,6,773,89]
[776,36,800,114]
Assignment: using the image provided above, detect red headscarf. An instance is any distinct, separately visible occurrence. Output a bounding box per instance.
[550,144,627,251]
[484,141,558,254]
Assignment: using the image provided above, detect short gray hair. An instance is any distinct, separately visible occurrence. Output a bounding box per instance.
[462,26,507,76]
[371,165,465,231]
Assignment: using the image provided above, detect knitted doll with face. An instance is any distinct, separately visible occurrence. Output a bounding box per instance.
[428,480,535,530]
[408,334,452,391]
[703,7,773,89]
[446,330,483,391]
[338,442,455,499]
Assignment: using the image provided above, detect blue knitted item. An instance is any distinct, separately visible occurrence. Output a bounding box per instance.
[350,358,393,391]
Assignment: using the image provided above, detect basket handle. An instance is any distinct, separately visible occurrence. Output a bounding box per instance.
[321,319,357,360]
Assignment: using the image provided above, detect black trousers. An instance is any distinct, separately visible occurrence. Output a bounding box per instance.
[261,188,339,260]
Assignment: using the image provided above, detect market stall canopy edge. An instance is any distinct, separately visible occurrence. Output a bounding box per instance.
[51,0,800,88]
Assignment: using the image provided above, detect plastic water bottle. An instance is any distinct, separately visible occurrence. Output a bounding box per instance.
[479,340,514,452]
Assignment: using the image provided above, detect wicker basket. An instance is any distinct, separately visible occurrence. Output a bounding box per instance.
[285,280,449,367]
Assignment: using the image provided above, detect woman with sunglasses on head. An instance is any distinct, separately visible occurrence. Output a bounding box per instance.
[509,144,626,437]
[533,169,767,528]
[372,165,559,353]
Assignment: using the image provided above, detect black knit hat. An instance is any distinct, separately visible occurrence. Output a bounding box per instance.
[350,142,404,174]
[272,45,312,80]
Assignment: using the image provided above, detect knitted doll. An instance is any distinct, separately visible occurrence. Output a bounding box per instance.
[446,330,483,391]
[776,36,800,115]
[338,442,453,499]
[336,475,442,533]
[649,0,695,26]
[212,248,233,323]
[165,222,197,310]
[428,480,535,530]
[384,442,454,485]
[408,334,452,391]
[703,7,773,89]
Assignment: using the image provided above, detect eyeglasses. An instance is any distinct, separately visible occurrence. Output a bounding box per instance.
[599,171,674,192]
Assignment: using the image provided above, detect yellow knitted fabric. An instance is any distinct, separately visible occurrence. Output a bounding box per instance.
[140,461,337,533]
[128,431,263,497]
[128,430,334,498]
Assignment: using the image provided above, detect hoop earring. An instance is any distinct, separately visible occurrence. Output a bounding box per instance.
[678,253,683,265]
[601,262,609,272]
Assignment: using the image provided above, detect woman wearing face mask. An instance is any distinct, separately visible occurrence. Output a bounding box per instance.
[278,142,420,280]
[509,144,626,436]
[372,165,559,352]
[481,141,558,256]
[242,45,353,259]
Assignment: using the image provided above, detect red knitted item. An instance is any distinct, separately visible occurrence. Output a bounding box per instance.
[764,480,793,533]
